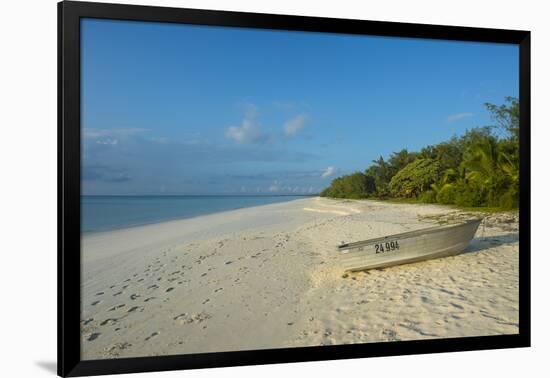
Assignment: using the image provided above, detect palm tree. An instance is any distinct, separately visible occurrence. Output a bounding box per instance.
[462,137,516,207]
[498,146,520,207]
[430,166,465,195]
[499,149,519,187]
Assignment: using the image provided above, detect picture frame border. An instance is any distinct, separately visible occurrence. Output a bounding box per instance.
[58,1,531,376]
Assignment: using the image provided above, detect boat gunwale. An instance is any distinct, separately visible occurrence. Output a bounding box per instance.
[337,218,483,250]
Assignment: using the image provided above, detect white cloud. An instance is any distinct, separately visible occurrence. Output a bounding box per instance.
[225,119,261,143]
[95,138,118,145]
[84,128,155,146]
[447,112,474,122]
[321,166,337,178]
[83,128,149,139]
[226,106,308,143]
[243,103,258,119]
[225,104,268,144]
[268,180,281,192]
[283,114,308,137]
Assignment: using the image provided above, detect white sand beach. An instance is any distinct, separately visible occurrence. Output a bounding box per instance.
[80,197,519,359]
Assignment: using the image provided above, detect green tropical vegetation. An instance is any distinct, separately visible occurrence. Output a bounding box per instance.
[320,97,520,210]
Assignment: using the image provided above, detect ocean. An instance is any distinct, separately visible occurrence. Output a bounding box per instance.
[81,195,308,233]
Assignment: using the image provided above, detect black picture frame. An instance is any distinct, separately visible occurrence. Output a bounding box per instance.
[58,1,531,376]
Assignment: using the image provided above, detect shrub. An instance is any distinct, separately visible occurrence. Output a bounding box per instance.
[320,172,375,199]
[453,181,486,207]
[418,190,437,203]
[389,158,441,198]
[436,184,456,204]
[499,188,519,210]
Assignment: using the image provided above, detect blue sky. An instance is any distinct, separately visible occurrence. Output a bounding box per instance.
[81,18,518,195]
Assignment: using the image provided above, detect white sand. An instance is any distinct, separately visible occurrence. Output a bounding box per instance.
[80,197,519,359]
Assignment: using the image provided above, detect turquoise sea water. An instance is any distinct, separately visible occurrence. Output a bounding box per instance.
[81,195,307,233]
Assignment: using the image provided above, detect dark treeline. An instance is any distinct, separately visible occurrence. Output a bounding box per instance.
[320,97,519,210]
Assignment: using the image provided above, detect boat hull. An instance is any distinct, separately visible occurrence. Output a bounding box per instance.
[338,219,482,272]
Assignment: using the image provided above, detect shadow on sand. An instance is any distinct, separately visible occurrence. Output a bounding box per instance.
[464,232,519,254]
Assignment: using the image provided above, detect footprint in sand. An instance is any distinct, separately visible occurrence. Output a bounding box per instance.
[100,318,118,326]
[144,332,159,341]
[87,333,100,341]
[421,296,434,304]
[214,288,223,293]
[127,306,143,313]
[108,304,126,311]
[130,294,140,300]
[202,299,210,304]
[95,292,104,296]
[147,284,159,290]
[173,313,209,325]
[165,287,174,293]
[82,318,94,325]
[104,342,132,357]
[113,291,123,297]
[174,313,187,321]
[144,297,156,302]
[450,302,464,310]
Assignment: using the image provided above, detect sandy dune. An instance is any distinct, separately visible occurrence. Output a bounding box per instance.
[80,197,519,359]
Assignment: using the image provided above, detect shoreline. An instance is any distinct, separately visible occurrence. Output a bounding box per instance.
[82,195,314,235]
[83,195,515,237]
[82,197,312,236]
[81,197,519,359]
